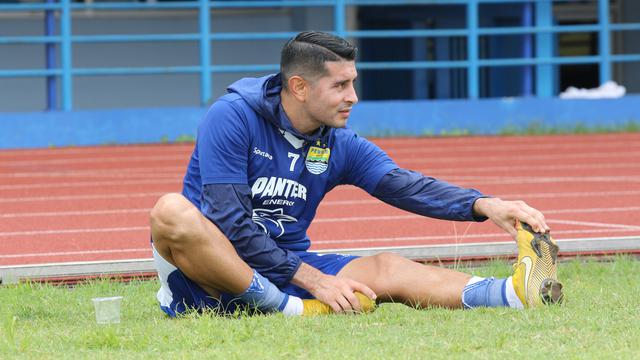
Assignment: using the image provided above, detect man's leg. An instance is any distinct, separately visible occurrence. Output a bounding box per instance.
[150,193,303,315]
[337,222,563,310]
[151,193,253,296]
[336,252,471,309]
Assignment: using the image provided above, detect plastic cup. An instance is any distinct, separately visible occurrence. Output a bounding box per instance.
[92,296,123,324]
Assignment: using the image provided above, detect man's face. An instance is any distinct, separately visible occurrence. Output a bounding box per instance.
[303,60,358,130]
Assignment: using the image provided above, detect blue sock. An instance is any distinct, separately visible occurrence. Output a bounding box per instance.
[462,277,509,309]
[237,270,289,313]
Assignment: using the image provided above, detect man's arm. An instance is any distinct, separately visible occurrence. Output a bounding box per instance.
[201,183,301,287]
[374,168,550,238]
[372,168,488,222]
[202,183,376,311]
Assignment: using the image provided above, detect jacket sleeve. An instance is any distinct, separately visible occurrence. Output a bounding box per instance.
[340,131,399,194]
[200,183,302,287]
[372,168,489,222]
[195,99,300,287]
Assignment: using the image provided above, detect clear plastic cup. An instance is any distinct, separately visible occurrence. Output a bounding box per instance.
[92,296,123,324]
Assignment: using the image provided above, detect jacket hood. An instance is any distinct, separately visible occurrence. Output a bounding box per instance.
[227,73,327,142]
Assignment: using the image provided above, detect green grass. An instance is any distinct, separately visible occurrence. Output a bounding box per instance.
[1,257,639,359]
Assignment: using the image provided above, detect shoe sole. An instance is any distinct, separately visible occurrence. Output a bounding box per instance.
[540,278,564,305]
[521,222,564,306]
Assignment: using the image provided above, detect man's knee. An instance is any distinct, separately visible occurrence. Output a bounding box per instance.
[371,252,408,283]
[150,193,199,244]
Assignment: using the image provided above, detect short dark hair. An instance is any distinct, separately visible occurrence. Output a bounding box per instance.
[280,31,357,89]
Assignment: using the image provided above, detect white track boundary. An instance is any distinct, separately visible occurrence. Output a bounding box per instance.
[1,236,638,285]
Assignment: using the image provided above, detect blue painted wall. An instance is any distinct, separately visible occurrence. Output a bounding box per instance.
[2,96,639,149]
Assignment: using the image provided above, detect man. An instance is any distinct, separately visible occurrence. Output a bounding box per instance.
[150,31,563,317]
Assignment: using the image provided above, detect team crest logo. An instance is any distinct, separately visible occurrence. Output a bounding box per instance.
[305,141,330,175]
[251,208,297,238]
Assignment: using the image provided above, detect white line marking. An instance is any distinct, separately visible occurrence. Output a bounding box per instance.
[5,205,640,219]
[0,167,183,178]
[0,208,150,218]
[547,219,640,230]
[0,226,147,237]
[322,190,640,206]
[0,178,180,191]
[313,228,640,245]
[453,176,640,185]
[0,145,191,157]
[544,206,640,214]
[422,161,640,175]
[314,215,419,223]
[399,151,640,164]
[5,188,640,207]
[3,200,640,220]
[3,229,639,260]
[382,140,640,154]
[498,190,640,199]
[0,248,150,259]
[0,154,186,167]
[0,192,164,203]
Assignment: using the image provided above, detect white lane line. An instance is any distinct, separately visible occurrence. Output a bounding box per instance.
[384,141,640,154]
[422,161,640,175]
[3,228,637,259]
[3,209,639,236]
[5,205,640,219]
[2,205,640,221]
[1,160,637,184]
[3,165,637,191]
[0,145,191,157]
[7,182,631,204]
[0,192,164,203]
[547,219,640,230]
[323,189,640,202]
[0,248,150,259]
[0,209,150,218]
[0,178,180,191]
[0,226,147,237]
[544,206,640,214]
[314,215,420,223]
[399,150,640,164]
[313,228,640,245]
[0,167,184,178]
[0,154,187,167]
[453,176,640,186]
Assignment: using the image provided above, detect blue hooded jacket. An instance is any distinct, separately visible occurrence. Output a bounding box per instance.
[182,74,486,287]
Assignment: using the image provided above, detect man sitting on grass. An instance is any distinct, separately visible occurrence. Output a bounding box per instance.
[149,31,563,317]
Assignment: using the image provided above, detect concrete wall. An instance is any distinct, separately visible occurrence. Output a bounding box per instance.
[2,96,639,149]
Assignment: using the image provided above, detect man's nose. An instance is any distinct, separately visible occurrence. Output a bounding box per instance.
[345,84,358,105]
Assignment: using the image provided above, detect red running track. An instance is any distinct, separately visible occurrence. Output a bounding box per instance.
[2,133,640,266]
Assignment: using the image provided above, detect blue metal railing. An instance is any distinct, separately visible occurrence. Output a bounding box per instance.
[1,0,640,110]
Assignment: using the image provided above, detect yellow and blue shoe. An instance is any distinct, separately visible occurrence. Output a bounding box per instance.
[512,221,564,307]
[302,292,376,316]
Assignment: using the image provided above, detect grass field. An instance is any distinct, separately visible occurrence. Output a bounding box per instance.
[1,257,639,359]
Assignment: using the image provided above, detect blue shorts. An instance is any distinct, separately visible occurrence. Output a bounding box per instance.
[152,244,359,316]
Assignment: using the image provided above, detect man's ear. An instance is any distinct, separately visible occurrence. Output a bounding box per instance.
[287,75,307,102]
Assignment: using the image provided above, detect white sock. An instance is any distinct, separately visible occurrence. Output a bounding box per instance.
[504,276,524,309]
[466,276,484,287]
[281,295,303,316]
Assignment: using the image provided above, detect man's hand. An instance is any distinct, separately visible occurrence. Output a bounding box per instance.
[473,197,550,239]
[291,263,376,313]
